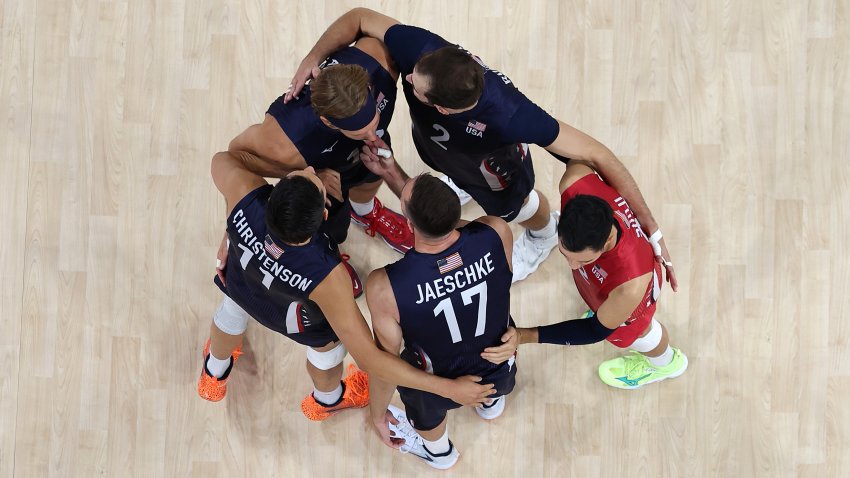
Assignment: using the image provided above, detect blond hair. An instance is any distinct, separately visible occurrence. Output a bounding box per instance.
[310,64,370,119]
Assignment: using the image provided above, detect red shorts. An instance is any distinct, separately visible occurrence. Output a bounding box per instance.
[605,301,657,348]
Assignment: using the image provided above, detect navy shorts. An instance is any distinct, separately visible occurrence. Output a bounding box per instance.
[412,131,535,222]
[397,359,518,431]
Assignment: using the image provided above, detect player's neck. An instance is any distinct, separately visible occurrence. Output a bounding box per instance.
[601,225,619,253]
[438,101,478,115]
[413,230,461,254]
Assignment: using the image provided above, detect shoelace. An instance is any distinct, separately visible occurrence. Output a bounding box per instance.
[393,418,425,454]
[623,352,650,379]
[345,371,369,401]
[340,253,352,263]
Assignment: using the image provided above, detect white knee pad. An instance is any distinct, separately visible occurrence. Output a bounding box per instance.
[306,342,347,370]
[213,296,250,336]
[512,190,540,224]
[629,319,663,353]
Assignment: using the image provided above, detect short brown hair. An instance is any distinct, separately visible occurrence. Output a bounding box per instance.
[415,47,484,109]
[406,173,462,238]
[310,64,370,119]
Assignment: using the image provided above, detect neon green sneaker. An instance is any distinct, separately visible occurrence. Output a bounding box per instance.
[598,348,688,389]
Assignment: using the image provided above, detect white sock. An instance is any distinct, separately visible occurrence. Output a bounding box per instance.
[313,382,343,406]
[647,346,674,367]
[205,353,232,379]
[350,198,375,217]
[422,427,450,455]
[529,215,556,239]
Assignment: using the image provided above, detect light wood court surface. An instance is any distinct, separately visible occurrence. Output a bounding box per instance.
[2,1,848,476]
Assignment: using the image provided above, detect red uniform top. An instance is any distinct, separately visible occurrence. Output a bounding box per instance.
[561,173,661,342]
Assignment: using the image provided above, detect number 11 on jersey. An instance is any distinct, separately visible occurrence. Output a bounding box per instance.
[432,282,488,343]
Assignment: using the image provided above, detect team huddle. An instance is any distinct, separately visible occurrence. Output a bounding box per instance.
[197,8,688,469]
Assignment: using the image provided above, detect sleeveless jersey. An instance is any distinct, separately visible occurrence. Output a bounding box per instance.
[269,46,397,173]
[384,222,513,378]
[561,174,662,321]
[214,185,341,339]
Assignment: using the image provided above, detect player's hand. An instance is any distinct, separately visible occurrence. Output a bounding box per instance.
[646,228,678,292]
[316,168,343,206]
[216,232,228,287]
[283,56,321,103]
[446,375,497,407]
[371,409,403,449]
[359,138,396,177]
[480,327,519,364]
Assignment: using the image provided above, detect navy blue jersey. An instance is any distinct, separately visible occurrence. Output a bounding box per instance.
[214,185,341,346]
[385,222,513,379]
[267,46,397,177]
[383,25,562,189]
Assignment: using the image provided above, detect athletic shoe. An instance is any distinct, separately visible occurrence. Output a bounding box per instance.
[598,348,689,390]
[439,175,473,206]
[339,254,363,298]
[300,364,370,421]
[474,396,506,420]
[197,339,243,402]
[511,212,560,282]
[387,405,460,470]
[350,197,413,254]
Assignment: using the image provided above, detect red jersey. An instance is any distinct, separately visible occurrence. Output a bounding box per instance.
[561,173,661,330]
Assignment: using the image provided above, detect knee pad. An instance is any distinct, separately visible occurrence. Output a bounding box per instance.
[306,342,347,370]
[512,190,540,224]
[213,296,250,335]
[629,319,662,353]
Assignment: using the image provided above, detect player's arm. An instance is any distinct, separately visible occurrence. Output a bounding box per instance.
[514,272,652,345]
[364,268,406,448]
[310,266,496,406]
[286,8,401,101]
[226,150,293,179]
[210,151,267,216]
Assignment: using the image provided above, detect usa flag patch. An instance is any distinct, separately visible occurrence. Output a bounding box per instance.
[468,120,487,132]
[437,252,463,274]
[264,234,284,259]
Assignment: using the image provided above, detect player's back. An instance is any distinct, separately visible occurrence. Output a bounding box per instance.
[214,185,341,339]
[385,221,513,379]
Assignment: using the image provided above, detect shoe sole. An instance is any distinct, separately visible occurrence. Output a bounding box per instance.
[600,353,689,390]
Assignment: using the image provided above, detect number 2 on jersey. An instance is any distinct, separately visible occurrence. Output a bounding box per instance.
[432,282,488,343]
[430,124,450,151]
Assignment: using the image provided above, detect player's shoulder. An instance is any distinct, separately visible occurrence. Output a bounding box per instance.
[558,162,598,194]
[471,215,511,239]
[353,37,399,78]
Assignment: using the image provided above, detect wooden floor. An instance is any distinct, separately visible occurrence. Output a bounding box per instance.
[2,0,848,476]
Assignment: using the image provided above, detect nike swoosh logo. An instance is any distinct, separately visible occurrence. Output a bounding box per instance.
[408,450,434,462]
[322,141,339,153]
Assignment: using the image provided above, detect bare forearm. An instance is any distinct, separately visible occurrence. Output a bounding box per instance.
[361,349,451,397]
[585,147,657,231]
[227,150,291,178]
[517,327,539,345]
[368,376,398,421]
[381,162,410,197]
[305,9,366,64]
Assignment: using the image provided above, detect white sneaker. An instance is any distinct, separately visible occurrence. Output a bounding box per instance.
[511,212,559,282]
[474,396,506,420]
[387,405,460,470]
[439,175,473,206]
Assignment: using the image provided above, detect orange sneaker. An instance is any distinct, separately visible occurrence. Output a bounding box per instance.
[350,197,413,254]
[301,364,370,421]
[197,339,243,402]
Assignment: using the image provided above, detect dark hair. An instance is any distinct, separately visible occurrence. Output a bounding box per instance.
[415,47,484,109]
[406,173,461,238]
[558,195,615,252]
[310,64,371,119]
[265,176,325,244]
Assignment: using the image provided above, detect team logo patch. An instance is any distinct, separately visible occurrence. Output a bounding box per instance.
[591,264,608,284]
[264,234,284,259]
[437,252,464,274]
